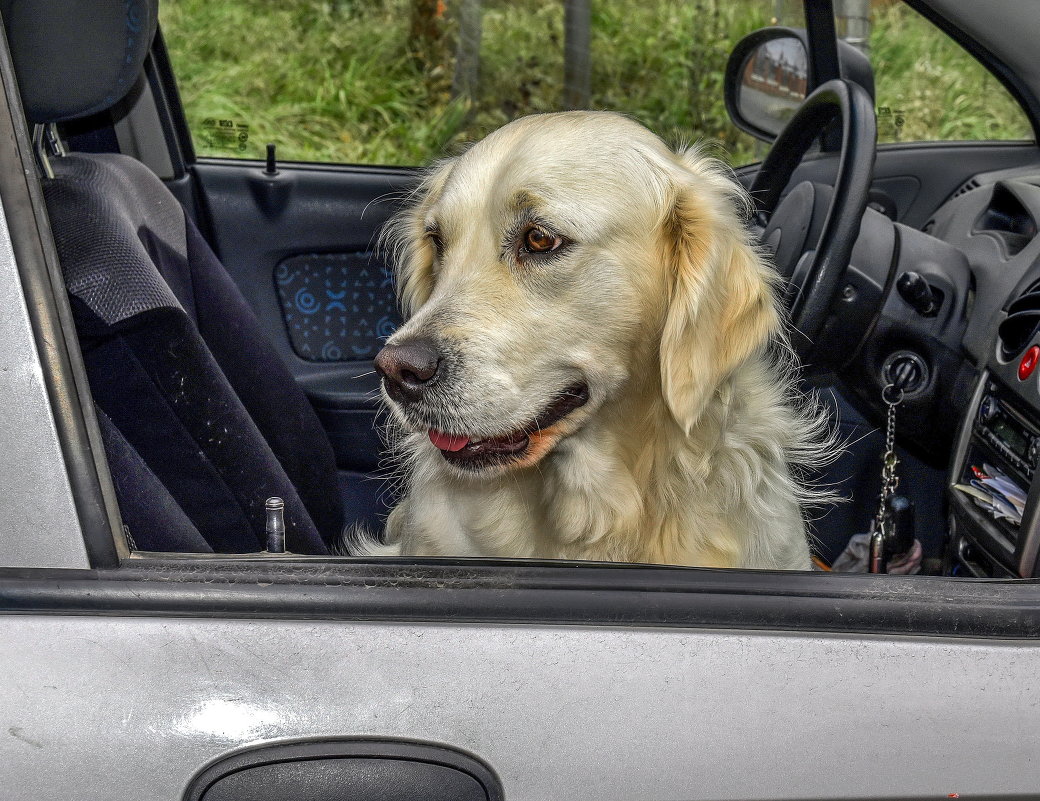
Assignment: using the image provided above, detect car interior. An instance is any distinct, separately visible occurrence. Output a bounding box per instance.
[6,0,1040,578]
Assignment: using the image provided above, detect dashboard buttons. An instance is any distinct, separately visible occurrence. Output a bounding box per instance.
[979,395,1000,423]
[1019,345,1040,381]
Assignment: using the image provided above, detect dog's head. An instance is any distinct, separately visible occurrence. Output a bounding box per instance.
[376,111,780,477]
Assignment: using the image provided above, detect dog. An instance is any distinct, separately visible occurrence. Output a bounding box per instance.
[362,111,829,569]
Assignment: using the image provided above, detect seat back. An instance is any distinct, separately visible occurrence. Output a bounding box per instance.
[44,153,342,553]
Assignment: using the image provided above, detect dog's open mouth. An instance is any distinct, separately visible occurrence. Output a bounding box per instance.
[428,382,589,470]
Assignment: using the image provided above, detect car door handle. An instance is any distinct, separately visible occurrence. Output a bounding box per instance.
[184,740,503,801]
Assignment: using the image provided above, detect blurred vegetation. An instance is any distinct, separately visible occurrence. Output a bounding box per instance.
[869,2,1032,143]
[161,0,1033,168]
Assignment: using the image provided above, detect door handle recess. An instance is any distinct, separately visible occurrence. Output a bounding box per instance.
[184,739,503,801]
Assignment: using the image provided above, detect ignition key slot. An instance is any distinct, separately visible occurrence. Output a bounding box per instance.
[882,350,929,395]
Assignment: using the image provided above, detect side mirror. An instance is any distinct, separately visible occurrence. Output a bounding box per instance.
[725,27,875,142]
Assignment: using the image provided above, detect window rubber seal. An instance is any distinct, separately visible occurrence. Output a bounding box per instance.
[1,558,1039,639]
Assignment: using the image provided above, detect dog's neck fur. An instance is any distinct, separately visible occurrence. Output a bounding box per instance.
[540,353,809,568]
[389,350,813,570]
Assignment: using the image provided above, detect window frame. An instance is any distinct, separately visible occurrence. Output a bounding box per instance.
[5,2,1040,642]
[2,556,1040,640]
[0,11,122,570]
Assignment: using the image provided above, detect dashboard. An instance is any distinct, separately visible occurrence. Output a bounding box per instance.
[890,164,1040,577]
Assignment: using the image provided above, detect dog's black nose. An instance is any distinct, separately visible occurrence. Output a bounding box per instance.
[375,339,440,402]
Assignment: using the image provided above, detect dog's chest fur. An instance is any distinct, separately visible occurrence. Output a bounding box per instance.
[387,366,812,570]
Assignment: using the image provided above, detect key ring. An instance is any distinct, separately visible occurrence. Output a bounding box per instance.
[882,384,904,406]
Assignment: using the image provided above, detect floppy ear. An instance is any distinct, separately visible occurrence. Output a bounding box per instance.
[659,150,781,434]
[380,158,455,317]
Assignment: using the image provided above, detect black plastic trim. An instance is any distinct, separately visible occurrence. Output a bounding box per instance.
[2,560,1040,638]
[803,1,840,89]
[804,0,842,152]
[184,739,503,801]
[0,10,123,567]
[151,26,196,168]
[875,139,1037,153]
[845,215,902,366]
[144,37,186,178]
[746,139,1038,164]
[196,154,417,177]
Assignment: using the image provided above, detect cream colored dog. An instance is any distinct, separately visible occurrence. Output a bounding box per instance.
[366,111,828,570]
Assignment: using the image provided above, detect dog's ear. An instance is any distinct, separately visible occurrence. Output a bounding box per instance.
[658,149,781,434]
[381,158,455,317]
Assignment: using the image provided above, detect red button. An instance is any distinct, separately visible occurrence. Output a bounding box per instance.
[1020,345,1040,380]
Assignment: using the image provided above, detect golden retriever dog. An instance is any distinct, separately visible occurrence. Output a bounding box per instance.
[364,111,828,569]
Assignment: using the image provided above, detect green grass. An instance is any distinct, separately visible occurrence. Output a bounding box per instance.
[161,0,1033,168]
[869,3,1032,142]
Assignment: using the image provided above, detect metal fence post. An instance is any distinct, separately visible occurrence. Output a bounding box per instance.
[564,0,591,110]
[835,0,870,53]
[452,0,483,102]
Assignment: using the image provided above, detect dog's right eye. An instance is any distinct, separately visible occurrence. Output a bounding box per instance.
[521,224,565,255]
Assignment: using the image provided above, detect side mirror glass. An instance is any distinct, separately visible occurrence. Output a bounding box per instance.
[736,36,808,138]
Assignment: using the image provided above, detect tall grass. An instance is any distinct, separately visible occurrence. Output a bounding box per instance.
[869,3,1032,142]
[161,0,1032,168]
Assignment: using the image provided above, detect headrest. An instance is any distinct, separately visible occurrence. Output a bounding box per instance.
[1,0,159,124]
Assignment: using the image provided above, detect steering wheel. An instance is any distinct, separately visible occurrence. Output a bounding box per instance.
[750,79,877,357]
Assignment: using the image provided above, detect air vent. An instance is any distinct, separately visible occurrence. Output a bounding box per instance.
[999,278,1040,359]
[952,177,981,199]
[973,182,1038,257]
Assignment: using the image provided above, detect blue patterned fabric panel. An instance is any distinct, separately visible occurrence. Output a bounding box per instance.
[275,253,399,361]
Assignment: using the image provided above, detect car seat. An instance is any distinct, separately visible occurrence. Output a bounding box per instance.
[0,0,387,553]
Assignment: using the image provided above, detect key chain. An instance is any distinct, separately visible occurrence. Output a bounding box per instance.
[869,382,903,573]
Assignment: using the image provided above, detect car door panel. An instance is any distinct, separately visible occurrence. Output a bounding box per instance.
[0,173,88,569]
[188,161,417,472]
[1,611,1038,800]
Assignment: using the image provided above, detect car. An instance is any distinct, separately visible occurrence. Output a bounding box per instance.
[2,0,1040,798]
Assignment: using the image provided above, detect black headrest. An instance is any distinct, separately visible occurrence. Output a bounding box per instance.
[1,0,158,124]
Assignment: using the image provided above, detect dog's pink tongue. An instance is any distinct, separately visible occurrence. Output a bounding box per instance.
[429,429,470,452]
